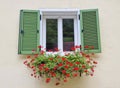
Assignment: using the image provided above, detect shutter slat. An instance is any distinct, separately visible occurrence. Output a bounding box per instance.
[18,10,40,54]
[80,9,101,53]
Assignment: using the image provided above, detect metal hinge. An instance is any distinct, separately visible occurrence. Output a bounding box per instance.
[40,15,41,20]
[78,14,80,20]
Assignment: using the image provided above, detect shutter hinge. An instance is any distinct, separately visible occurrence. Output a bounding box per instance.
[37,30,39,33]
[21,30,24,34]
[40,15,41,20]
[78,14,80,20]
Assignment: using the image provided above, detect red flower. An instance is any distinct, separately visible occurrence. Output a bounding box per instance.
[55,82,60,85]
[80,51,85,56]
[45,68,49,71]
[84,45,89,49]
[87,60,90,63]
[86,55,90,58]
[82,65,86,68]
[73,73,78,77]
[91,68,94,72]
[32,49,35,52]
[73,67,79,71]
[39,67,42,70]
[76,62,80,65]
[51,72,56,77]
[40,64,45,67]
[64,65,69,69]
[34,54,38,58]
[90,46,94,49]
[75,45,80,48]
[62,70,66,74]
[30,59,35,63]
[93,61,97,64]
[66,73,70,77]
[71,47,76,51]
[84,70,88,73]
[54,47,59,51]
[49,58,53,60]
[53,66,57,70]
[48,49,53,52]
[31,74,33,76]
[46,78,51,83]
[38,45,43,48]
[64,79,67,82]
[40,50,45,55]
[90,74,93,76]
[69,63,73,66]
[62,57,66,61]
[58,63,63,66]
[27,55,31,58]
[66,61,70,65]
[23,60,27,64]
[31,66,35,69]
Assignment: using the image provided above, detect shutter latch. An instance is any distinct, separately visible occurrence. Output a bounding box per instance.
[37,30,39,33]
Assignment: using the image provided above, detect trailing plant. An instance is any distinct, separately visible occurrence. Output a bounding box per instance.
[23,45,97,85]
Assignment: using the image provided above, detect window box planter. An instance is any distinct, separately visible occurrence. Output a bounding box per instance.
[23,46,98,85]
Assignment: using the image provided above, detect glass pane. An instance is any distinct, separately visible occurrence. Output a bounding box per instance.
[46,19,58,51]
[63,19,74,51]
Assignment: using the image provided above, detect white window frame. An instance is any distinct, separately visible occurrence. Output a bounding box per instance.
[39,9,81,53]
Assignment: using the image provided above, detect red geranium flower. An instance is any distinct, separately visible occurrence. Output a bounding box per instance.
[73,73,78,77]
[84,45,89,49]
[45,68,49,71]
[64,65,69,69]
[38,45,43,48]
[62,57,66,61]
[66,73,70,77]
[71,47,76,51]
[58,63,63,66]
[54,47,59,51]
[27,55,31,58]
[53,66,57,70]
[64,79,67,82]
[40,50,45,55]
[46,78,51,83]
[91,68,94,72]
[73,67,79,71]
[76,62,80,64]
[82,65,86,68]
[62,70,66,74]
[93,61,97,64]
[84,70,88,73]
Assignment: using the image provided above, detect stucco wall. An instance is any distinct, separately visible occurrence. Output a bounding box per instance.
[0,0,120,88]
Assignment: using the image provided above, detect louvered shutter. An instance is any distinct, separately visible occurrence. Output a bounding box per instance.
[18,10,40,54]
[80,9,101,53]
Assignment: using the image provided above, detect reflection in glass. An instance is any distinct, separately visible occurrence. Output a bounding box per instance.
[46,19,58,51]
[63,19,74,51]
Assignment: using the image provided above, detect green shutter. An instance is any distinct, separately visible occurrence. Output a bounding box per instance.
[80,9,101,53]
[18,10,40,54]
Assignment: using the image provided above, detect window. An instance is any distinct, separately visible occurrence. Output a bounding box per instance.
[18,9,101,54]
[41,11,79,52]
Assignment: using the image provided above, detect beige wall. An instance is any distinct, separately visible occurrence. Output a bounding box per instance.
[0,0,120,88]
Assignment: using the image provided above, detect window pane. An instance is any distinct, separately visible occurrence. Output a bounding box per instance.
[63,19,74,51]
[46,19,58,51]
